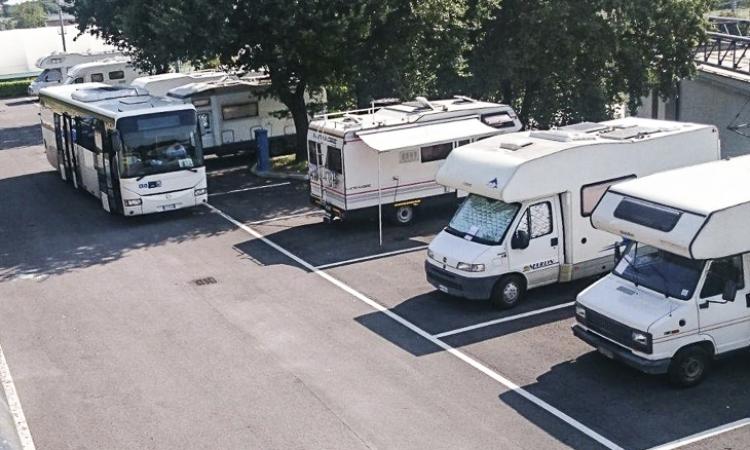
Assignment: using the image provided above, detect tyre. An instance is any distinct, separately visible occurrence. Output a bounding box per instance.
[668,346,711,388]
[490,275,526,309]
[393,205,415,225]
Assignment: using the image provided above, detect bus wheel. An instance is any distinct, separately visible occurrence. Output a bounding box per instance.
[668,346,711,388]
[490,276,525,309]
[394,205,415,225]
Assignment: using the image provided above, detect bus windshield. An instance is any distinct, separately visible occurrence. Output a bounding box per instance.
[446,194,520,245]
[117,110,203,179]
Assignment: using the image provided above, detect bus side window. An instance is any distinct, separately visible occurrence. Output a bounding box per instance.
[75,118,98,152]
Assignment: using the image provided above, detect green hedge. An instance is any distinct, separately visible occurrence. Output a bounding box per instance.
[0,79,32,99]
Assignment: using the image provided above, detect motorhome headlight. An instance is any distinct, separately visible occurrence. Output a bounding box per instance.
[456,262,485,272]
[575,304,586,320]
[124,199,142,207]
[194,188,208,196]
[427,249,435,260]
[631,331,652,353]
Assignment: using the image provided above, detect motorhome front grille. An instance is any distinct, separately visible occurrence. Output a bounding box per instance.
[426,265,462,291]
[584,309,633,349]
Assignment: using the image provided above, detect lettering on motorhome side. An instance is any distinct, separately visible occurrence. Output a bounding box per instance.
[523,259,556,272]
[311,132,337,145]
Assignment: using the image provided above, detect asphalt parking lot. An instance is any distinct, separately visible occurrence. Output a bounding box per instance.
[1,96,749,450]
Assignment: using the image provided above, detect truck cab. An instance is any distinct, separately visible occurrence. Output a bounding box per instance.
[574,156,750,387]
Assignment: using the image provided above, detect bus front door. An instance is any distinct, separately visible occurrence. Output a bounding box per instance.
[96,126,122,214]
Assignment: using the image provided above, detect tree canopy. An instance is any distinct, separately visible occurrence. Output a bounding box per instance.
[10,1,47,29]
[68,0,711,159]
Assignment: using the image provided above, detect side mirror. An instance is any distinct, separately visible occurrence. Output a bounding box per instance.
[722,280,738,302]
[511,230,530,250]
[110,130,123,154]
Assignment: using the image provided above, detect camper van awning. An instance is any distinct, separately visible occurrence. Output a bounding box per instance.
[356,118,498,152]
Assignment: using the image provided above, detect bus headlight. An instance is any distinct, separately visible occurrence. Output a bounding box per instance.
[456,262,485,272]
[124,199,142,207]
[194,188,208,196]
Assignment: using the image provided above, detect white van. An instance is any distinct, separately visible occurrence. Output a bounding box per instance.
[307,97,522,224]
[131,71,228,97]
[28,51,123,95]
[575,155,750,387]
[64,58,146,86]
[426,118,720,308]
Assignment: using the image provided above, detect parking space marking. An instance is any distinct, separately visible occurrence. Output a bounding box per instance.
[208,182,291,197]
[247,210,324,225]
[648,418,750,450]
[0,343,35,450]
[315,245,429,270]
[207,204,623,450]
[434,302,576,339]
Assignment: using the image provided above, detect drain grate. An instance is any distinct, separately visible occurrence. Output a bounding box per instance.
[193,277,217,286]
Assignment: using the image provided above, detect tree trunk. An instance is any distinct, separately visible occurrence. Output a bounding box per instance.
[279,81,310,161]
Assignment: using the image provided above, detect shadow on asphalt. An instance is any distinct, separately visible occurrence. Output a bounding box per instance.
[501,350,750,450]
[0,125,41,150]
[0,171,235,282]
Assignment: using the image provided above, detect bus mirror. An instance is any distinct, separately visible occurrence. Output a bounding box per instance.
[511,230,530,250]
[110,130,123,154]
[722,280,738,302]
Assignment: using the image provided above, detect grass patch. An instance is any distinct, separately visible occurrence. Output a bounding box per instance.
[271,154,308,173]
[0,78,33,99]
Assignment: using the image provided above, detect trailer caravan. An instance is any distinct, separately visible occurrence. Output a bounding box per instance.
[39,83,207,215]
[28,51,123,95]
[167,77,307,155]
[425,118,720,309]
[307,97,522,226]
[64,58,146,87]
[131,71,229,97]
[575,155,750,386]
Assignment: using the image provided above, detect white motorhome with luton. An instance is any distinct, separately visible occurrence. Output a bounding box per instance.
[426,118,720,309]
[64,58,146,87]
[39,83,208,215]
[28,50,123,95]
[167,76,312,155]
[575,155,750,387]
[307,97,522,225]
[131,71,229,97]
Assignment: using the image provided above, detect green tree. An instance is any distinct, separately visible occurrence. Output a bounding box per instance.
[467,0,710,127]
[12,1,47,29]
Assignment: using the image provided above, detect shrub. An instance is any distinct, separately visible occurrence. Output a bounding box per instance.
[0,79,32,99]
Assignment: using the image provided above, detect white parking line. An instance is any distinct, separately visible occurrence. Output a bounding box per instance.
[0,343,35,450]
[434,302,576,339]
[208,182,291,197]
[247,210,324,225]
[648,418,750,450]
[206,204,623,450]
[315,245,429,270]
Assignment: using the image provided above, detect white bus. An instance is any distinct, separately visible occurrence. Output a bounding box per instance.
[39,83,208,215]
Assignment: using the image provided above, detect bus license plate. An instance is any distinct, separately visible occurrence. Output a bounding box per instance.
[438,285,449,293]
[598,347,614,359]
[161,204,177,211]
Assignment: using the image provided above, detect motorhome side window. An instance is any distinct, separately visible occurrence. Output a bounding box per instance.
[109,70,125,80]
[700,256,744,299]
[91,73,104,83]
[222,102,259,121]
[517,202,553,238]
[326,146,342,173]
[613,198,682,232]
[307,141,320,163]
[580,175,635,217]
[420,143,452,163]
[73,77,84,84]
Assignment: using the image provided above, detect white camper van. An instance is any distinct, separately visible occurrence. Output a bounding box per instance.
[426,118,720,309]
[167,77,306,155]
[131,71,228,97]
[64,58,146,87]
[307,97,522,225]
[575,155,750,387]
[28,51,123,95]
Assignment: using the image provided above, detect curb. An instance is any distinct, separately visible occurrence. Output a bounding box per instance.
[250,162,309,181]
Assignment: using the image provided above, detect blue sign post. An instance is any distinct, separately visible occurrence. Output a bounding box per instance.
[255,128,270,172]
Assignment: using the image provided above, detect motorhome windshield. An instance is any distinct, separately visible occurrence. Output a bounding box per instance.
[613,242,704,300]
[35,69,61,82]
[446,194,519,245]
[117,110,203,179]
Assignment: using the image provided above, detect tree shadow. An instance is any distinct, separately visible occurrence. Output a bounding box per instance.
[499,350,750,450]
[0,125,42,150]
[0,171,235,282]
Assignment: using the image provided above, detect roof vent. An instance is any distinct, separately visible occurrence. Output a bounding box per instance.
[500,140,533,151]
[600,126,660,141]
[71,85,146,103]
[453,95,477,104]
[529,130,597,142]
[414,96,435,110]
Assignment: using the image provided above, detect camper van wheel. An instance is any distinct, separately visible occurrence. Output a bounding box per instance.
[668,345,711,388]
[490,276,526,309]
[394,205,415,225]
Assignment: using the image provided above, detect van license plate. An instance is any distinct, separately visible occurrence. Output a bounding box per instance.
[161,204,177,211]
[598,347,614,359]
[438,285,449,293]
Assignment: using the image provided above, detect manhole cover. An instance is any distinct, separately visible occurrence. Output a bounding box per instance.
[193,277,217,286]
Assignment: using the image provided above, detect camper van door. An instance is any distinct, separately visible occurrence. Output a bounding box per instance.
[507,197,564,287]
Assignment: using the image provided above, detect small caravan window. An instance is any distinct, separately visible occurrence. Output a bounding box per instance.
[581,175,635,217]
[222,102,259,120]
[90,73,104,83]
[457,140,470,147]
[420,142,452,163]
[308,141,320,163]
[517,202,553,239]
[482,112,516,129]
[613,198,682,232]
[108,70,125,80]
[326,146,342,173]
